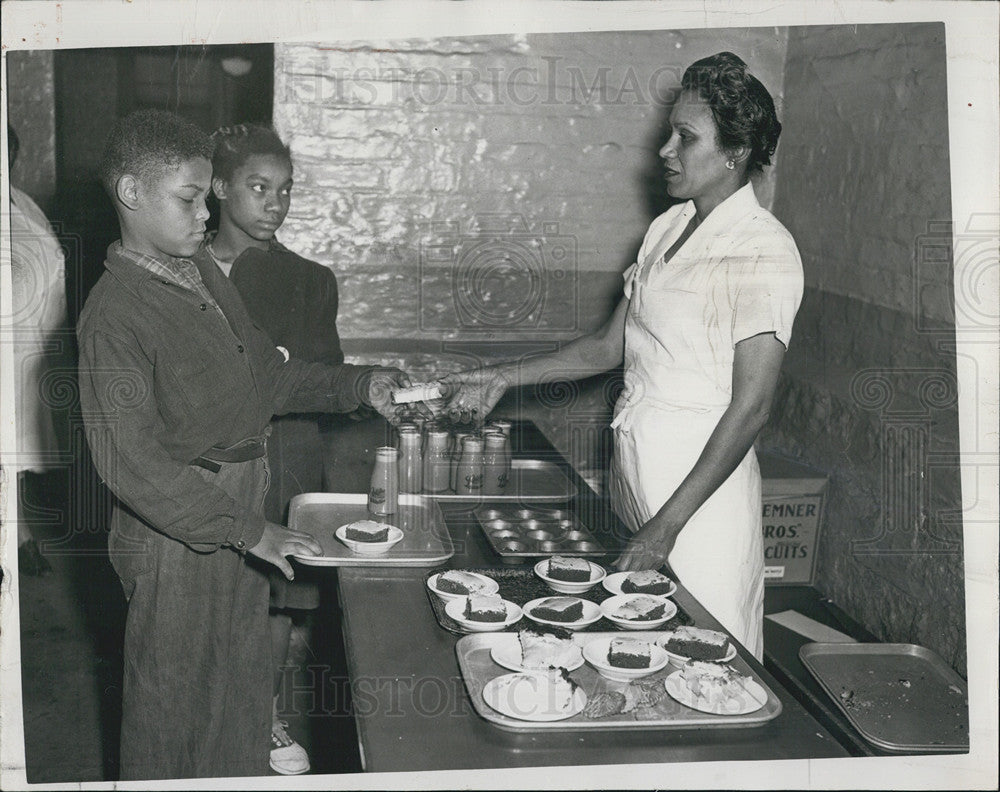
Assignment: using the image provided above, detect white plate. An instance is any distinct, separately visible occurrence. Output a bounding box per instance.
[482,672,587,721]
[600,594,678,630]
[445,597,523,633]
[533,559,607,594]
[335,523,403,554]
[664,669,767,715]
[426,571,500,602]
[490,635,585,673]
[602,571,677,598]
[523,597,602,631]
[582,637,670,682]
[656,634,738,667]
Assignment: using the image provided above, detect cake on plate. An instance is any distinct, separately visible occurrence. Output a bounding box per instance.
[343,520,390,542]
[492,669,579,714]
[436,570,490,596]
[608,638,651,669]
[546,556,592,582]
[661,626,731,660]
[464,595,508,622]
[531,596,585,622]
[518,626,579,670]
[680,660,749,712]
[612,595,667,621]
[620,570,673,595]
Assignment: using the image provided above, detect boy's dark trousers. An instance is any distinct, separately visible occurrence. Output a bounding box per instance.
[109,456,272,780]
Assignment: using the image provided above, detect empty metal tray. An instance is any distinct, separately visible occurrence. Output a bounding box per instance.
[799,642,969,753]
[475,505,607,560]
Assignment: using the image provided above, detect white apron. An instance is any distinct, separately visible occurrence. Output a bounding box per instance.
[609,184,804,661]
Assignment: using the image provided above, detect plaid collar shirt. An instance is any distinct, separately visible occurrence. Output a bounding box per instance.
[112,241,218,308]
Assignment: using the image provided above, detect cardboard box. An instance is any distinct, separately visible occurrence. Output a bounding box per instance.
[758,452,827,586]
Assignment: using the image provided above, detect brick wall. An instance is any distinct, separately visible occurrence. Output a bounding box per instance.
[766,23,965,674]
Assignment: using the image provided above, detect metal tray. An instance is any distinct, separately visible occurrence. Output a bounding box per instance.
[425,566,692,636]
[288,493,453,567]
[456,631,782,732]
[475,505,607,560]
[799,642,969,753]
[425,459,577,502]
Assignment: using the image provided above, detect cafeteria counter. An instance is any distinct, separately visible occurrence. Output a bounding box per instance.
[323,419,850,772]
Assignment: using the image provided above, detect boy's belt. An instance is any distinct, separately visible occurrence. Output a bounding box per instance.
[190,436,268,473]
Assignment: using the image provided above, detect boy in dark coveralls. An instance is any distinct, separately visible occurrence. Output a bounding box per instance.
[76,109,408,780]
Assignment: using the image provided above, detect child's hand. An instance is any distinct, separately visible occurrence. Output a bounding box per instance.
[364,367,426,425]
[246,521,323,580]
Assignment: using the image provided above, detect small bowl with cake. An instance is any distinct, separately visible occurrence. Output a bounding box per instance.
[491,626,585,673]
[534,556,607,594]
[335,520,404,554]
[655,626,736,666]
[445,594,522,633]
[582,636,670,682]
[600,594,678,629]
[523,596,602,631]
[602,569,676,598]
[427,570,500,602]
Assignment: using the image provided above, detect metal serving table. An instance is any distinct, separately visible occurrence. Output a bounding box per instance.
[331,420,849,771]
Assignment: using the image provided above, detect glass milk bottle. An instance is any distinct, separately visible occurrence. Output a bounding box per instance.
[422,429,452,494]
[481,431,511,495]
[449,431,472,493]
[368,446,399,515]
[455,435,485,497]
[398,429,423,494]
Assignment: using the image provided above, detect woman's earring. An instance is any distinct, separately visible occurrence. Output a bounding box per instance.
[725,159,736,170]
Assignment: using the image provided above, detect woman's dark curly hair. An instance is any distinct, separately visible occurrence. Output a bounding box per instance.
[210,123,292,183]
[681,52,781,174]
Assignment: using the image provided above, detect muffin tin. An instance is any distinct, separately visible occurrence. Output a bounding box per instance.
[474,506,607,560]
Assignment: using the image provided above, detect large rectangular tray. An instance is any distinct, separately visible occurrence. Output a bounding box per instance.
[456,631,782,732]
[799,642,969,753]
[425,566,692,636]
[426,459,577,502]
[475,505,607,559]
[288,493,453,567]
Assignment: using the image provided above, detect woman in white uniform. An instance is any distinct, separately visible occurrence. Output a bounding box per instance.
[441,53,802,660]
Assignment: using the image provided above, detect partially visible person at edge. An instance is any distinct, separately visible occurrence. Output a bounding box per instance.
[439,52,803,661]
[76,109,409,780]
[199,123,365,775]
[5,124,73,577]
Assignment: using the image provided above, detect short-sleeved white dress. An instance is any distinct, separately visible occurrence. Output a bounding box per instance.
[610,182,803,660]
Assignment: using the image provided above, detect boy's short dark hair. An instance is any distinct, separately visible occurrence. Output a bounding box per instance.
[99,109,214,197]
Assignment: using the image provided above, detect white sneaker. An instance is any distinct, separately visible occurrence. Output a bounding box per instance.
[270,719,310,775]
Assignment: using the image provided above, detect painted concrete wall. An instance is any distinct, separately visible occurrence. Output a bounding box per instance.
[6,50,57,210]
[766,23,964,674]
[272,28,788,472]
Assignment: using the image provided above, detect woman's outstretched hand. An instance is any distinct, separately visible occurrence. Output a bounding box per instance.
[613,516,684,573]
[438,367,512,427]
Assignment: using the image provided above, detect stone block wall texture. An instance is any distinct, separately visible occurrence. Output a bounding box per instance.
[6,50,57,210]
[272,28,787,469]
[767,23,965,675]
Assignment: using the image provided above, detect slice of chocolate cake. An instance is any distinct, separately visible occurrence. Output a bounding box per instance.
[546,556,592,582]
[620,570,673,595]
[612,595,667,621]
[531,596,585,623]
[344,520,390,542]
[661,626,731,660]
[464,595,507,622]
[608,638,651,669]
